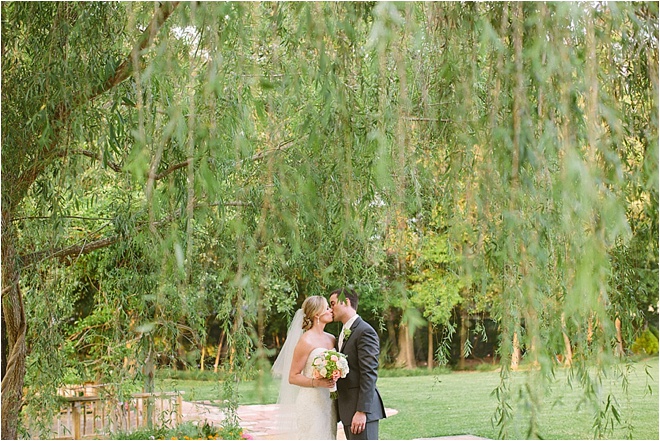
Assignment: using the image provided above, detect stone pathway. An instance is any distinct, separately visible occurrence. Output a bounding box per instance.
[181,401,397,439]
[180,401,486,440]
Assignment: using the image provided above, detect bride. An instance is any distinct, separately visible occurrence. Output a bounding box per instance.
[271,296,338,439]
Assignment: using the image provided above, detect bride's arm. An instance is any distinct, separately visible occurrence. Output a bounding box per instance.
[288,340,335,388]
[288,340,315,387]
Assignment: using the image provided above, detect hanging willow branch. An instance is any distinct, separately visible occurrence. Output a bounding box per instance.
[17,195,251,267]
[63,149,123,172]
[2,6,182,433]
[9,2,182,212]
[150,159,191,181]
[92,2,181,100]
[16,133,299,266]
[245,138,298,162]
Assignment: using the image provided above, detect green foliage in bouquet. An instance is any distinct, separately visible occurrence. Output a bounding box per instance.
[313,350,349,399]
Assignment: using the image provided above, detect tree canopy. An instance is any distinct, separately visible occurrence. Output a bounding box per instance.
[2,2,657,439]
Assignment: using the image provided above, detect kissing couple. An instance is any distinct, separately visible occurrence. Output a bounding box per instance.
[272,288,386,440]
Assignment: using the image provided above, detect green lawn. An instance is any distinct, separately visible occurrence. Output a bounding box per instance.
[377,357,659,439]
[156,357,659,440]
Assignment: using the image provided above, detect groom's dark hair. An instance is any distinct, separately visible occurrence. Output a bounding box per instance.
[331,287,359,311]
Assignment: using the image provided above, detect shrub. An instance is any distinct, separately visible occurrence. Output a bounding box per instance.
[379,366,452,377]
[114,421,253,440]
[475,362,500,372]
[630,329,659,356]
[155,368,255,382]
[155,369,222,382]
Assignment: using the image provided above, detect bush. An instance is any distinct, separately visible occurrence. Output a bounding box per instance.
[155,368,255,382]
[475,362,500,372]
[379,366,452,377]
[155,369,222,382]
[630,329,659,355]
[114,421,254,440]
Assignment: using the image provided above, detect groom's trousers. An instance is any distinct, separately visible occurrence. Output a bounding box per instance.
[343,420,379,440]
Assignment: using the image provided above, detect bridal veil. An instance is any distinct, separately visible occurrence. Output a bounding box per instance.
[271,308,304,439]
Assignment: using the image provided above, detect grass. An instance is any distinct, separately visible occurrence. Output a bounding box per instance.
[155,357,659,440]
[376,357,657,440]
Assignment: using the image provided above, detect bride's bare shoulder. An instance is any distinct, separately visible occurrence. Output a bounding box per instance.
[297,331,315,347]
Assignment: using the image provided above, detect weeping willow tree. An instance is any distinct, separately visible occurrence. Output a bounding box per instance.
[2,1,657,439]
[416,2,658,438]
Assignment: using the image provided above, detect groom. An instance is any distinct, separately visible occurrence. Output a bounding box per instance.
[329,288,386,440]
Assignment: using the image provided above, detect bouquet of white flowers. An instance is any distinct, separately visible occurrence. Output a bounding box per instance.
[312,349,349,399]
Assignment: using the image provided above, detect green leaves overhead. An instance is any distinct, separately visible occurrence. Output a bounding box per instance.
[2,1,657,439]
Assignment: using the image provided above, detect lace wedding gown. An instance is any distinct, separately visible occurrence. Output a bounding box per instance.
[294,347,338,439]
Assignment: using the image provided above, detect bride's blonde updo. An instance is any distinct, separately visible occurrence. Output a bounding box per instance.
[301,296,328,331]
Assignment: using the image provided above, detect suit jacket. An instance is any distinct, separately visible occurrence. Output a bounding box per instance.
[336,316,386,425]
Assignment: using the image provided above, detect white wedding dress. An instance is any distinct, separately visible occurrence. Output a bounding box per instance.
[293,347,338,439]
[272,310,338,440]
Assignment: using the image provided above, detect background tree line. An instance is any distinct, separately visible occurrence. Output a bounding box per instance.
[2,2,657,439]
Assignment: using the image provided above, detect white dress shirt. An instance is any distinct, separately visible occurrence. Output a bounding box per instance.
[339,314,359,350]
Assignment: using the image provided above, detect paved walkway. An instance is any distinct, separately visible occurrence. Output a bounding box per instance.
[180,401,486,440]
[181,401,398,439]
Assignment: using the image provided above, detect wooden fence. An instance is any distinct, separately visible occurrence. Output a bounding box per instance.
[45,386,184,440]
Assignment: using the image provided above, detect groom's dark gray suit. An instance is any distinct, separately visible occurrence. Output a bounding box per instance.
[336,316,386,440]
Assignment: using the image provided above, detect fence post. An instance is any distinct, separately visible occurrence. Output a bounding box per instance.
[176,394,183,425]
[72,402,81,440]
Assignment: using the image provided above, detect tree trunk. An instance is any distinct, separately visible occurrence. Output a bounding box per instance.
[1,314,6,380]
[177,334,187,368]
[1,210,27,440]
[458,308,468,369]
[511,331,521,370]
[615,317,624,357]
[143,338,155,429]
[387,310,398,361]
[214,331,225,373]
[200,345,206,371]
[427,322,434,371]
[561,313,573,366]
[395,322,416,369]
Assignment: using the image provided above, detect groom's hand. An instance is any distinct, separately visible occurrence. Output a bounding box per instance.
[351,411,367,434]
